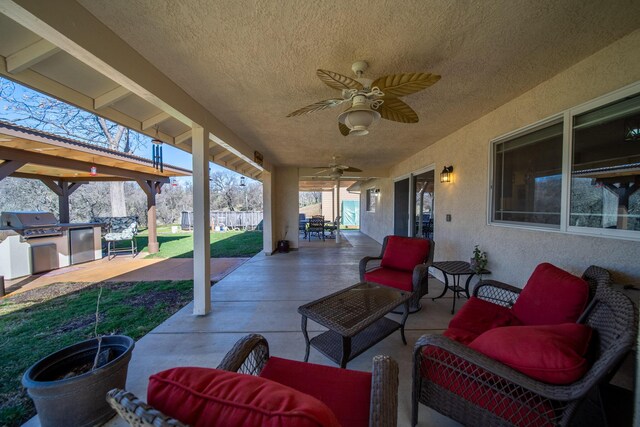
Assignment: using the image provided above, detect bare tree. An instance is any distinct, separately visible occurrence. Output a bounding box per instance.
[0,78,148,217]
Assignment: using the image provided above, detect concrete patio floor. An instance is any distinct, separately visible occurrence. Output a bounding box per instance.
[100,231,462,427]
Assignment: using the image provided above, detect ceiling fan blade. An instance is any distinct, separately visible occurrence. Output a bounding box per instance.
[314,168,329,175]
[287,98,346,117]
[343,166,362,172]
[338,122,350,136]
[371,73,441,98]
[317,69,364,91]
[379,98,419,123]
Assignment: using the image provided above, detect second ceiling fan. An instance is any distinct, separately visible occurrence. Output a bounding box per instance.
[287,61,440,136]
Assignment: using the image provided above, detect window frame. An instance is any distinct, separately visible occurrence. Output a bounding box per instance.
[488,81,640,241]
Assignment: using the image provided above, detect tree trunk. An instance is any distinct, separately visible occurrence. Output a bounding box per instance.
[109,182,127,216]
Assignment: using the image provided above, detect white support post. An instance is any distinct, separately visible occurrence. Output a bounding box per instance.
[262,170,275,255]
[192,123,211,315]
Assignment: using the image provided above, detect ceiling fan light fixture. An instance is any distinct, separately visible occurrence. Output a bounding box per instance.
[338,104,381,136]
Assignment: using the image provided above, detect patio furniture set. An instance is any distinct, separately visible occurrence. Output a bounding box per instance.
[105,235,636,427]
[300,213,341,240]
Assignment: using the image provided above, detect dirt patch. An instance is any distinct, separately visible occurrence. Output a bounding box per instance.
[124,289,189,310]
[7,282,97,304]
[52,313,105,335]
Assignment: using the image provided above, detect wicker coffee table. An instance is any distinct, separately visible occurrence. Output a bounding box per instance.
[298,281,412,368]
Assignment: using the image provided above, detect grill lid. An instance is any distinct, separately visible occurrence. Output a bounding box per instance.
[1,211,59,228]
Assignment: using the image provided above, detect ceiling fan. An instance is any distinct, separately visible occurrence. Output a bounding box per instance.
[313,156,362,180]
[287,60,440,136]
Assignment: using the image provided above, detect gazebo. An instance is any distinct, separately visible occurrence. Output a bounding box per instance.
[0,120,191,253]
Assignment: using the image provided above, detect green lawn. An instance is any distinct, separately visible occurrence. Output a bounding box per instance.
[0,280,194,427]
[134,229,263,259]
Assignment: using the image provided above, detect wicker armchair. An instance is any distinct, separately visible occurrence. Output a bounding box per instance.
[411,265,637,427]
[108,334,399,427]
[360,236,434,313]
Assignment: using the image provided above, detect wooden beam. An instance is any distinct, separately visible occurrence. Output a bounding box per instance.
[229,158,244,168]
[94,86,131,110]
[11,172,129,182]
[217,150,234,162]
[39,177,63,195]
[0,0,271,171]
[0,146,170,183]
[6,38,60,74]
[174,130,191,145]
[0,59,175,144]
[142,111,170,130]
[0,160,26,180]
[210,145,226,157]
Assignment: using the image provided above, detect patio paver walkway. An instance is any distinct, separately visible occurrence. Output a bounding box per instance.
[5,257,248,296]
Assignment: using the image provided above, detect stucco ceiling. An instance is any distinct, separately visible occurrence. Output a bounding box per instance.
[78,0,640,171]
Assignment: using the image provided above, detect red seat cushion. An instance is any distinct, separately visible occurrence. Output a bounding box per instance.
[260,356,372,427]
[148,367,341,427]
[469,323,592,384]
[364,267,413,292]
[512,263,589,325]
[380,236,430,272]
[443,297,522,345]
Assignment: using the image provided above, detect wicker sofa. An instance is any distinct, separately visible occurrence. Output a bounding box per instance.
[108,334,399,427]
[412,265,637,427]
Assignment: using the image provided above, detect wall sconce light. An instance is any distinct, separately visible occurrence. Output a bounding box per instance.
[239,176,246,187]
[374,188,381,194]
[440,166,453,183]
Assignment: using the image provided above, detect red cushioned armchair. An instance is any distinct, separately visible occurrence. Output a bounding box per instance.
[108,334,399,427]
[412,265,637,427]
[360,235,434,313]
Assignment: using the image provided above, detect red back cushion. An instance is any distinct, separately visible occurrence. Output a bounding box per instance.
[148,367,341,427]
[444,297,522,345]
[469,323,592,384]
[380,236,430,272]
[512,263,589,325]
[260,357,372,427]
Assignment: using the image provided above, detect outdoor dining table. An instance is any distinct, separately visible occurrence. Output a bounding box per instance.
[431,261,491,314]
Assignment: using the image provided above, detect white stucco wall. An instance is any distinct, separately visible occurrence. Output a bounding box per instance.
[360,179,394,243]
[273,166,300,249]
[361,30,640,284]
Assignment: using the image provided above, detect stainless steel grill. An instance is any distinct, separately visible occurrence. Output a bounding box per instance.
[0,211,63,238]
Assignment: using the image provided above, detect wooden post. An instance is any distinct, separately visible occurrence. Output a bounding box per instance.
[40,179,82,223]
[192,123,211,315]
[135,179,162,254]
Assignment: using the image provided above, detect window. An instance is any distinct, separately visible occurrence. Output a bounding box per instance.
[490,84,640,240]
[570,94,640,232]
[366,188,378,212]
[492,121,563,227]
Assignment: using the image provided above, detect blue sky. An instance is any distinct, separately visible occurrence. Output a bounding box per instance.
[0,78,257,185]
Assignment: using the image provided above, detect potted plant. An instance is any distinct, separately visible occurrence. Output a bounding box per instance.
[470,245,488,279]
[21,288,135,427]
[277,225,290,253]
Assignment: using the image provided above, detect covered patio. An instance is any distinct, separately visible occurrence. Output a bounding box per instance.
[99,232,462,427]
[0,1,638,426]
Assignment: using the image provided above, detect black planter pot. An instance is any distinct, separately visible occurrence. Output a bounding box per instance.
[22,335,135,427]
[277,240,290,253]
